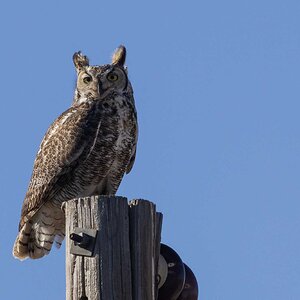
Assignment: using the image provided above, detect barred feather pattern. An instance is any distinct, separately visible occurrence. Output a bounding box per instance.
[13,202,65,259]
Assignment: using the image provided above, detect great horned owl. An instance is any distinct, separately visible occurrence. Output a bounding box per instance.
[13,45,138,260]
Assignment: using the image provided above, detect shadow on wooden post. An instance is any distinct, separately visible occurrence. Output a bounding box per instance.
[65,196,162,300]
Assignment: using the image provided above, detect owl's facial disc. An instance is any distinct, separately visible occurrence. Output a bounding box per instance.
[75,66,128,104]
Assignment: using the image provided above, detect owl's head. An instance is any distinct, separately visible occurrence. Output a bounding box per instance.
[72,46,130,104]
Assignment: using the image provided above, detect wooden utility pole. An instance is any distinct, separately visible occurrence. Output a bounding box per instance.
[65,195,163,300]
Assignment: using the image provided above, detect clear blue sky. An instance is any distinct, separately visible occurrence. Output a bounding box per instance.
[1,1,300,299]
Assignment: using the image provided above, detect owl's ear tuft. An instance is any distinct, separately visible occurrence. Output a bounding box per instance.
[73,51,89,71]
[112,45,126,66]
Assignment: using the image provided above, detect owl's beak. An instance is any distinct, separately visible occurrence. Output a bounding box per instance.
[98,81,103,96]
[98,81,110,100]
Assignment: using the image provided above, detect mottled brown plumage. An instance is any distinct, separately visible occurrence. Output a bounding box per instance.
[13,46,138,259]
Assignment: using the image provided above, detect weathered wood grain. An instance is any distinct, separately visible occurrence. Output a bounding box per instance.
[65,196,132,300]
[65,196,162,300]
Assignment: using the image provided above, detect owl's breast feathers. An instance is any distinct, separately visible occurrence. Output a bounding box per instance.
[20,95,137,230]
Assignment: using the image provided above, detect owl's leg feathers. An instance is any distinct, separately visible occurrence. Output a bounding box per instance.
[13,203,65,260]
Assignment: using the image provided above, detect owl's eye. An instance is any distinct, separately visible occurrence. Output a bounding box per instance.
[83,76,92,84]
[107,72,118,82]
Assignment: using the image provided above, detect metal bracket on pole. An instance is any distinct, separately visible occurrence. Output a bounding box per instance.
[69,227,98,257]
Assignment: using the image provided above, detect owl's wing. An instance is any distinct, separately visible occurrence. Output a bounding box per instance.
[126,124,138,174]
[126,99,138,174]
[19,104,96,229]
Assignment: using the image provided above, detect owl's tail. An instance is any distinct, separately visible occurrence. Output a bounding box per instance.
[13,204,65,260]
[13,221,33,260]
